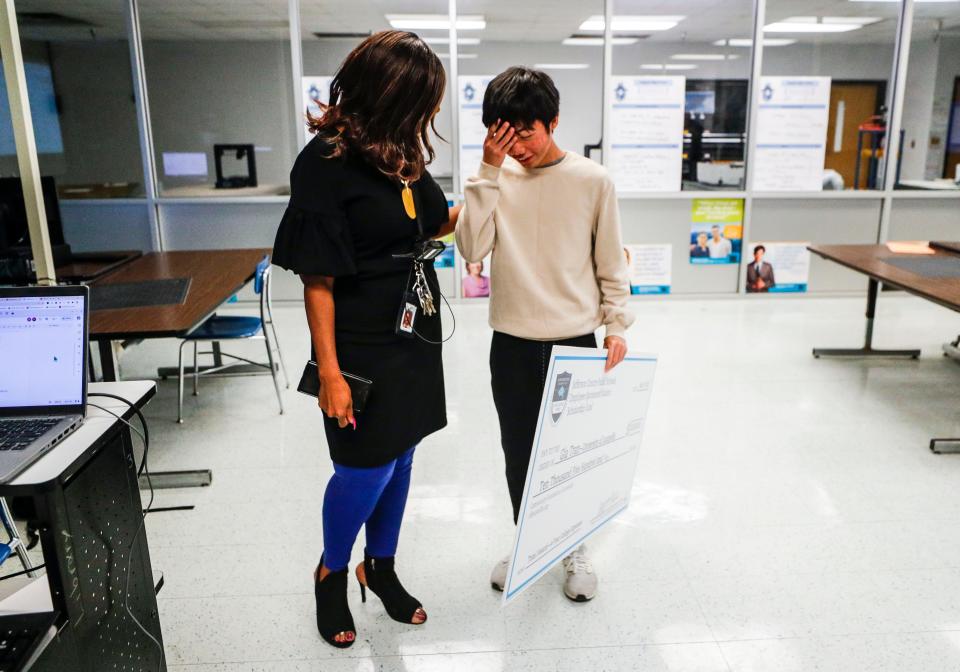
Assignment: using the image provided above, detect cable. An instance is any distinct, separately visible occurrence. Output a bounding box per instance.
[413,283,457,345]
[86,393,164,672]
[0,564,46,581]
[88,392,150,476]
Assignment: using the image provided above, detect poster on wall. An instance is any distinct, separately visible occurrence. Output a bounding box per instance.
[435,233,456,270]
[745,242,810,293]
[689,198,743,265]
[753,76,831,192]
[460,253,491,298]
[459,75,494,192]
[624,244,671,295]
[609,76,686,192]
[301,76,333,145]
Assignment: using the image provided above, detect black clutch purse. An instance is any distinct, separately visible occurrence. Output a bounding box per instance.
[297,360,372,413]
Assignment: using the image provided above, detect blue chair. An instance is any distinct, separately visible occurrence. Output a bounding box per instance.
[0,497,34,576]
[177,255,289,423]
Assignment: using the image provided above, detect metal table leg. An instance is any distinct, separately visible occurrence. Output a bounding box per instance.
[98,339,120,381]
[813,279,921,359]
[139,470,212,489]
[931,439,960,454]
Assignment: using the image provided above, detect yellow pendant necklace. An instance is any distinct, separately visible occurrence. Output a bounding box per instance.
[400,179,417,220]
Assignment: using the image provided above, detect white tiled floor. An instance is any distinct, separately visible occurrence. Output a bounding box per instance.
[110,294,960,671]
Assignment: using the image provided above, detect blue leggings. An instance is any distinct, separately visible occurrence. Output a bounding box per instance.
[322,447,415,571]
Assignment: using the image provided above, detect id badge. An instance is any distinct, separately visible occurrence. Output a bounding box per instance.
[395,291,419,338]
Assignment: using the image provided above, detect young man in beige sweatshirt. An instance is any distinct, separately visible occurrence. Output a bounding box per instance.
[456,67,635,602]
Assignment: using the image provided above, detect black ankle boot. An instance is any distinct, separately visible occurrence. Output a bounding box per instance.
[314,562,356,648]
[355,551,426,625]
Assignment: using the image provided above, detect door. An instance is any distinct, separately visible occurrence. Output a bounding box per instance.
[944,77,960,180]
[825,81,885,188]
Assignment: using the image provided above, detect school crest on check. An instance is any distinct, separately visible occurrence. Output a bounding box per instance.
[551,372,572,423]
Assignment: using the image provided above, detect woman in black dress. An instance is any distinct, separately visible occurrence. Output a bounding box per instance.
[272,31,457,648]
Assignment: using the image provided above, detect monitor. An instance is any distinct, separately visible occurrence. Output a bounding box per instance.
[0,286,87,412]
[0,176,65,252]
[0,62,63,156]
[686,90,716,116]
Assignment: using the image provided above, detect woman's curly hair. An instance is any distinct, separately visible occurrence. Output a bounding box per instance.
[306,30,446,183]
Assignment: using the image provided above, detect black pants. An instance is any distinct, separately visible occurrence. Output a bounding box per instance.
[490,330,598,523]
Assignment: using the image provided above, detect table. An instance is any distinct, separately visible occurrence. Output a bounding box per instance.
[808,243,960,453]
[55,250,141,283]
[0,382,165,671]
[87,248,270,488]
[89,248,271,380]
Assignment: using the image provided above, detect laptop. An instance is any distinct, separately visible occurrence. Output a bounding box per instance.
[0,285,88,484]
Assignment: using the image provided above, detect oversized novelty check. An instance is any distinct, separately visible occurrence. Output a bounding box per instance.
[503,346,657,604]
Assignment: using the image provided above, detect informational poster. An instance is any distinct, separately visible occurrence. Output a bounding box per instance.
[609,76,686,192]
[689,198,743,265]
[301,76,333,145]
[753,77,831,192]
[624,244,672,295]
[458,75,494,192]
[745,242,811,293]
[460,253,491,298]
[503,346,657,604]
[435,232,456,269]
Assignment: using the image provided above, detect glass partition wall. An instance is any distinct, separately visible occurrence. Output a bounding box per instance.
[7,0,956,294]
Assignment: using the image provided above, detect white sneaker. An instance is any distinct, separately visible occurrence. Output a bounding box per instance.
[562,545,597,602]
[490,555,509,592]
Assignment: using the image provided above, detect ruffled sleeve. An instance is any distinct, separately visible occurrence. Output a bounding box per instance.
[271,140,357,277]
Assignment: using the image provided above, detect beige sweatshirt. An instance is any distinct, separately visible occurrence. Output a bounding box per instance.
[456,152,635,340]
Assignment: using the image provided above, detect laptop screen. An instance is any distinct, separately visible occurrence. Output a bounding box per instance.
[0,293,85,408]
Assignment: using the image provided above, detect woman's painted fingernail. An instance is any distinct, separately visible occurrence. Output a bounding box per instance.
[350,418,357,430]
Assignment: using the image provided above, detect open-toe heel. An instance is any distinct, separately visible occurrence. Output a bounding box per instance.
[314,562,357,648]
[355,551,426,625]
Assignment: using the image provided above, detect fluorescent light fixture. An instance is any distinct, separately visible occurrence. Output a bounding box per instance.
[671,53,739,61]
[423,36,481,45]
[579,15,684,32]
[562,36,639,46]
[640,63,697,70]
[850,0,957,2]
[764,16,881,33]
[713,38,797,47]
[534,63,590,70]
[386,14,486,30]
[436,53,479,59]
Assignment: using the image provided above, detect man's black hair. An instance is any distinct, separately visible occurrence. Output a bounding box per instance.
[482,67,560,130]
[754,245,766,255]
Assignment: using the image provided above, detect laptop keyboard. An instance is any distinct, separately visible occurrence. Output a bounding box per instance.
[0,419,60,451]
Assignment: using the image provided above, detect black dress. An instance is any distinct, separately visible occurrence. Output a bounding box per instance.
[272,135,448,468]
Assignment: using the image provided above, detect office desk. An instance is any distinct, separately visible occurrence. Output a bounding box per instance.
[89,248,271,381]
[897,179,960,191]
[160,184,288,198]
[56,250,141,283]
[807,243,960,453]
[0,381,165,671]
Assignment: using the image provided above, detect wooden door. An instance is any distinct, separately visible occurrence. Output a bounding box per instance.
[825,82,884,188]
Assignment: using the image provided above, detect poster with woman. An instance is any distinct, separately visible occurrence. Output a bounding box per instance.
[460,254,491,298]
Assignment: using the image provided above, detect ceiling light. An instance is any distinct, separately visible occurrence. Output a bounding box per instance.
[386,14,486,31]
[534,63,590,70]
[671,53,739,61]
[764,16,881,33]
[713,38,797,47]
[640,63,697,70]
[562,36,639,46]
[579,15,684,32]
[423,36,481,45]
[849,0,958,3]
[436,53,479,59]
